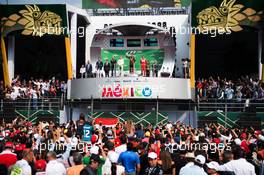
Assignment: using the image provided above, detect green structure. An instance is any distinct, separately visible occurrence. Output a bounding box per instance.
[101,49,164,72]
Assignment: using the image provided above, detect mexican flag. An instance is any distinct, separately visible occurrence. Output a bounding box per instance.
[94,118,119,128]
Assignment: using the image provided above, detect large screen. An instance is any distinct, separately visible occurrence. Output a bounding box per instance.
[127,39,141,47]
[82,0,177,9]
[101,49,164,71]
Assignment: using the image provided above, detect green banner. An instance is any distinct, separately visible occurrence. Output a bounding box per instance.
[101,49,164,71]
[0,4,68,37]
[82,0,191,9]
[192,0,264,33]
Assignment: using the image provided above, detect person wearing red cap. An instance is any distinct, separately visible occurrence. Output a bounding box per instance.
[91,134,98,144]
[0,141,17,168]
[240,133,250,154]
[35,159,47,175]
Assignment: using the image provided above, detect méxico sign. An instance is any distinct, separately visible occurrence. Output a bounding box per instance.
[101,83,153,98]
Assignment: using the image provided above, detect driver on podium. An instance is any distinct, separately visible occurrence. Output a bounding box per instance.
[140,56,147,77]
[126,53,136,74]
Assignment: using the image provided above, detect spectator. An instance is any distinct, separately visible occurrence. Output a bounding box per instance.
[81,154,101,175]
[80,65,86,78]
[0,141,17,168]
[158,150,175,175]
[10,149,35,175]
[67,152,85,175]
[138,142,149,175]
[35,159,47,175]
[215,147,256,175]
[118,142,140,175]
[115,135,127,157]
[96,58,104,78]
[145,152,163,175]
[179,155,207,175]
[86,60,93,78]
[104,59,110,77]
[45,151,66,175]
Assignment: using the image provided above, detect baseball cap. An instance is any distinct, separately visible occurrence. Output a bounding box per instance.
[148,152,158,159]
[145,131,150,137]
[234,138,242,146]
[35,159,47,170]
[91,135,97,144]
[15,144,23,151]
[206,161,220,169]
[195,155,206,165]
[240,133,247,139]
[5,141,13,148]
[259,134,264,141]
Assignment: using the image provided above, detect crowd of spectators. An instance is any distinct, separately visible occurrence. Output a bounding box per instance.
[0,114,263,175]
[0,75,67,100]
[196,75,264,101]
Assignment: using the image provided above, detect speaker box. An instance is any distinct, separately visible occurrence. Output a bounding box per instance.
[198,116,217,128]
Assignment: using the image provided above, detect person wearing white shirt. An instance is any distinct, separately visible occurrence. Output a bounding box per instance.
[80,64,86,78]
[215,148,256,175]
[46,151,66,175]
[180,155,207,175]
[11,149,35,175]
[115,135,127,157]
[179,152,195,174]
[117,56,124,77]
[10,89,19,100]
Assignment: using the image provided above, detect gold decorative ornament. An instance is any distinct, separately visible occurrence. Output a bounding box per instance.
[1,5,63,36]
[197,0,263,32]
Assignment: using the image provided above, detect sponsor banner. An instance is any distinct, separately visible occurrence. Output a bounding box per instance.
[82,0,191,9]
[0,4,67,37]
[68,77,191,99]
[192,0,264,33]
[101,49,164,71]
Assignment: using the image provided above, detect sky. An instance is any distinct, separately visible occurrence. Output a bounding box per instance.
[0,0,82,8]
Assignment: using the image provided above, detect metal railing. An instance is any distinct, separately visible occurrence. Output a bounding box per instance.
[0,97,62,111]
[87,7,189,16]
[197,98,264,112]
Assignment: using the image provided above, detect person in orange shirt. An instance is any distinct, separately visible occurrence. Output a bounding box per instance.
[67,152,85,175]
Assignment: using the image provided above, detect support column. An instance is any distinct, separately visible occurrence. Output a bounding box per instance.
[70,12,77,78]
[1,37,10,86]
[85,24,90,63]
[8,36,15,80]
[190,34,195,88]
[258,30,264,82]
